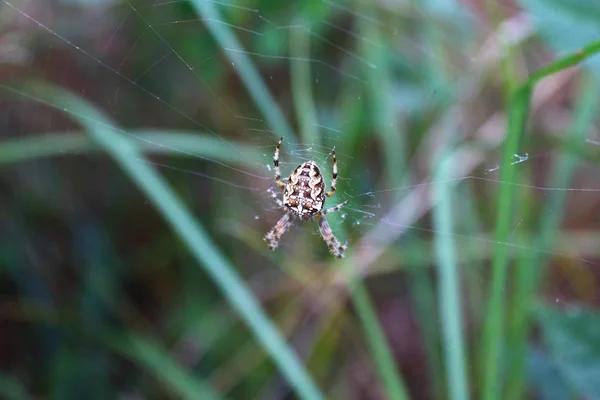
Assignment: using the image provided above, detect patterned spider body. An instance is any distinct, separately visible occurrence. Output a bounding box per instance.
[283,161,325,221]
[265,137,348,258]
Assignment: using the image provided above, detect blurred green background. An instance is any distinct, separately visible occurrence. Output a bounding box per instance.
[2,0,600,399]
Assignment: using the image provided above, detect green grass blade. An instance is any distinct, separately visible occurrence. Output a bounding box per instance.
[529,40,600,84]
[481,83,531,400]
[433,149,470,400]
[481,41,600,400]
[290,17,319,147]
[188,0,295,143]
[404,241,446,400]
[107,334,221,400]
[352,12,413,395]
[506,72,600,398]
[350,281,410,400]
[0,130,264,166]
[357,3,406,201]
[0,80,324,400]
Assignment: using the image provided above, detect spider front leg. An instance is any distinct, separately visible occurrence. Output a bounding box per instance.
[319,200,348,216]
[264,211,294,250]
[316,214,347,258]
[273,137,285,189]
[326,148,338,197]
[267,186,285,210]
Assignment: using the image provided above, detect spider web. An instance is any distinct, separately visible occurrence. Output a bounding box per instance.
[2,0,599,328]
[2,0,600,397]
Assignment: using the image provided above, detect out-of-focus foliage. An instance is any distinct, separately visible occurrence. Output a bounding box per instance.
[538,306,600,399]
[519,0,600,75]
[2,0,600,399]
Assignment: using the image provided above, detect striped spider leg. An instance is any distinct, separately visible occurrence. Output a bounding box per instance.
[264,211,295,251]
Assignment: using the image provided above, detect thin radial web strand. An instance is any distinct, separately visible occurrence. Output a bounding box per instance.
[1,0,467,156]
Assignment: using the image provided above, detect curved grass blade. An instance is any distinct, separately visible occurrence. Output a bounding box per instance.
[350,281,410,400]
[506,73,600,398]
[0,130,264,166]
[0,80,324,400]
[529,40,600,83]
[433,149,470,400]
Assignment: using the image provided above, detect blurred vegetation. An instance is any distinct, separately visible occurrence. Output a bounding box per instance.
[2,0,600,399]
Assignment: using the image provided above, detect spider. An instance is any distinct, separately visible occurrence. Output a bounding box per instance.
[264,137,349,258]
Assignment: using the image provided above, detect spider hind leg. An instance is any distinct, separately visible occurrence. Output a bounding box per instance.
[264,212,294,250]
[317,214,347,258]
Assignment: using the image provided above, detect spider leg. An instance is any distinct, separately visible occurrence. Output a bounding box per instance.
[267,186,285,210]
[318,200,348,216]
[326,148,338,197]
[273,137,285,189]
[316,214,347,258]
[264,211,294,251]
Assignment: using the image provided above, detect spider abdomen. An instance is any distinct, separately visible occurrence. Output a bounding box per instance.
[283,161,325,219]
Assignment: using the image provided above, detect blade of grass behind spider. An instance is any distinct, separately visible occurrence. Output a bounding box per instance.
[189,0,295,144]
[322,159,409,398]
[290,17,319,147]
[351,8,411,394]
[454,184,487,320]
[403,241,445,400]
[357,2,406,201]
[0,80,324,400]
[349,280,410,400]
[0,131,264,166]
[480,13,525,394]
[323,202,410,398]
[481,82,530,400]
[481,40,600,400]
[422,7,470,399]
[328,9,409,390]
[323,118,411,400]
[420,5,455,104]
[433,145,470,400]
[506,72,600,399]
